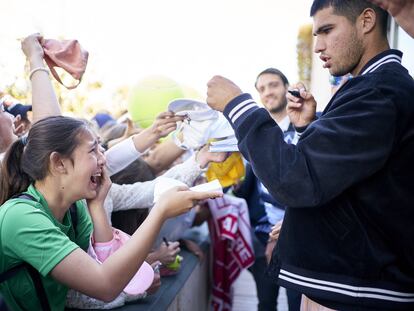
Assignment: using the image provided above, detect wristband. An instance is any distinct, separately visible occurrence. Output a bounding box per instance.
[29,67,49,80]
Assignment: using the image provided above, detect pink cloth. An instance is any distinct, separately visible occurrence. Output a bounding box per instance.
[88,228,154,295]
[207,195,255,311]
[41,38,89,89]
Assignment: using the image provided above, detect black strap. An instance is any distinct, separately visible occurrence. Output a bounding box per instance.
[69,204,78,234]
[10,193,36,201]
[0,263,26,283]
[0,263,51,311]
[25,265,51,311]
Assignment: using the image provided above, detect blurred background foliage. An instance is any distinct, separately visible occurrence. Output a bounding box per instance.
[2,27,314,119]
[297,23,313,88]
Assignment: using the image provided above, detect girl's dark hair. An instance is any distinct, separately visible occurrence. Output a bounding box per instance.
[0,116,89,205]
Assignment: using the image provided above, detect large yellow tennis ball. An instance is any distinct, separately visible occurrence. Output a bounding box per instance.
[128,75,184,128]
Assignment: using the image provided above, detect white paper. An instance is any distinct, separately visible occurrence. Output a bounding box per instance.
[209,144,239,152]
[208,135,238,152]
[190,179,223,193]
[153,177,223,203]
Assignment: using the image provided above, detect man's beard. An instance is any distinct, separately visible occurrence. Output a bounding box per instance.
[331,32,363,76]
[268,97,287,114]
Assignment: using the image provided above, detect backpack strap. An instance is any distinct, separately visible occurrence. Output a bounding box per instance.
[0,193,78,311]
[69,203,78,234]
[0,263,26,283]
[25,265,51,311]
[11,193,36,201]
[0,263,51,311]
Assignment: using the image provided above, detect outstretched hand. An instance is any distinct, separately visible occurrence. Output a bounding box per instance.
[130,111,184,153]
[195,144,229,168]
[148,111,184,139]
[155,186,223,220]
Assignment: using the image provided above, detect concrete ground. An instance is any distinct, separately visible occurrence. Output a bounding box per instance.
[233,269,289,311]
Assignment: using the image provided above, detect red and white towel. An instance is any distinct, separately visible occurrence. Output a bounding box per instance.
[208,195,255,311]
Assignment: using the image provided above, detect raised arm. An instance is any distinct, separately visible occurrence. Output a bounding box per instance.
[207,76,396,207]
[50,187,222,302]
[130,111,183,154]
[109,144,228,212]
[105,111,184,176]
[21,34,61,122]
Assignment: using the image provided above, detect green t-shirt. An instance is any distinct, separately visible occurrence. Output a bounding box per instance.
[0,184,93,311]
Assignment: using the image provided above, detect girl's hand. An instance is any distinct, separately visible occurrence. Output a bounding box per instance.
[21,33,44,63]
[87,167,112,209]
[154,186,222,220]
[196,144,229,168]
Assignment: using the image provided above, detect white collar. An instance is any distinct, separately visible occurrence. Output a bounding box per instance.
[361,51,402,75]
[276,115,290,132]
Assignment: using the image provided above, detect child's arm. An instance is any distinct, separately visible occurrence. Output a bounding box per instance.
[51,187,223,302]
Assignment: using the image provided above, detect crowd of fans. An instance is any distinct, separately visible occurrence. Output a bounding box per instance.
[1,0,414,310]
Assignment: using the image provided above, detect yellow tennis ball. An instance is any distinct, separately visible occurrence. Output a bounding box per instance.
[165,255,183,271]
[128,75,184,128]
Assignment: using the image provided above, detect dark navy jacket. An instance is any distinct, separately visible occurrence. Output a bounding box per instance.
[223,50,414,311]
